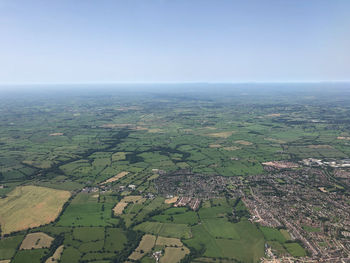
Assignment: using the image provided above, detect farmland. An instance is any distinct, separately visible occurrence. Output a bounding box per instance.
[0,186,70,235]
[19,232,54,250]
[1,84,350,262]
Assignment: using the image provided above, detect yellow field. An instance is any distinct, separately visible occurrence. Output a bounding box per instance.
[156,236,183,247]
[0,185,71,235]
[20,232,54,249]
[113,195,145,215]
[207,131,234,138]
[0,260,10,263]
[148,128,163,133]
[209,144,221,148]
[164,196,178,204]
[338,136,350,140]
[266,113,281,117]
[128,234,156,260]
[160,247,190,263]
[101,171,129,184]
[223,146,241,151]
[113,202,128,215]
[45,245,64,263]
[234,140,253,145]
[49,133,64,136]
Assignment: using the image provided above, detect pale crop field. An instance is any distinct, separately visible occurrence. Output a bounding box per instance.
[128,234,156,260]
[20,232,54,249]
[156,236,183,247]
[101,171,129,184]
[0,185,71,235]
[113,202,128,215]
[160,247,190,263]
[45,245,64,263]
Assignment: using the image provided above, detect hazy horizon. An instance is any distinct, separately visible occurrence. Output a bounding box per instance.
[1,0,350,84]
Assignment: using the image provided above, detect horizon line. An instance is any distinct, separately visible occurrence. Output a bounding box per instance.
[1,80,350,86]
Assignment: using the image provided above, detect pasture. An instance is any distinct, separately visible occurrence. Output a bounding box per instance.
[259,226,287,243]
[0,235,24,260]
[284,243,307,257]
[134,222,191,239]
[57,193,119,227]
[184,219,264,263]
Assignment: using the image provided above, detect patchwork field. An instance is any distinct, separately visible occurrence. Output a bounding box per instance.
[0,186,71,235]
[1,86,349,262]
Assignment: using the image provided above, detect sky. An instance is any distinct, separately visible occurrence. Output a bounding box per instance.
[0,0,350,84]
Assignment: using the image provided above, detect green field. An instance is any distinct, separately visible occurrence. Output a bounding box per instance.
[134,222,192,239]
[284,243,307,257]
[57,193,119,227]
[260,226,287,243]
[184,219,264,263]
[0,235,24,260]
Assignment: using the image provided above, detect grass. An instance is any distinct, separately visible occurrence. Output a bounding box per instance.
[79,240,104,253]
[0,186,71,235]
[259,226,287,243]
[60,247,81,263]
[12,249,49,263]
[267,241,287,256]
[202,218,239,239]
[57,194,118,227]
[198,205,231,219]
[152,211,198,225]
[279,229,292,240]
[0,235,24,260]
[134,222,192,239]
[284,242,307,257]
[104,228,127,252]
[81,252,115,261]
[184,219,264,263]
[302,225,321,233]
[72,227,105,242]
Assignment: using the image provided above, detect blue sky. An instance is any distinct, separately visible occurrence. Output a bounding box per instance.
[0,0,350,84]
